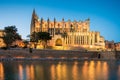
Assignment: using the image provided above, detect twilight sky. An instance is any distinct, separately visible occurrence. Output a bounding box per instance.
[0,0,120,42]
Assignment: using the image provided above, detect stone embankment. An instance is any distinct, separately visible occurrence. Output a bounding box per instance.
[99,51,116,59]
[115,51,120,59]
[0,48,119,61]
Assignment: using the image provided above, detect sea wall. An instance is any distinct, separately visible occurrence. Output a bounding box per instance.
[115,51,120,59]
[0,49,98,59]
[99,51,116,59]
[0,49,118,60]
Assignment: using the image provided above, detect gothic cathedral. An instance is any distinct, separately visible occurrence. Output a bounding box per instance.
[30,9,105,50]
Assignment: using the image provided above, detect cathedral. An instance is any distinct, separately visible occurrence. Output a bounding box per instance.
[30,9,105,50]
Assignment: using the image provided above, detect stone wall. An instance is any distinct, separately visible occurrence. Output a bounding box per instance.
[99,51,116,59]
[0,49,118,60]
[0,49,98,59]
[115,51,120,59]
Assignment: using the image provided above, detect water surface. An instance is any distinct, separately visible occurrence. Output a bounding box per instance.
[0,60,120,80]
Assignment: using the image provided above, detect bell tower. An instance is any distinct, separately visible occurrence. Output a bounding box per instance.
[30,9,39,34]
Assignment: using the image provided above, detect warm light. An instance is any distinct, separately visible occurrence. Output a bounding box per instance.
[47,56,53,59]
[82,61,89,80]
[88,61,95,80]
[62,64,67,79]
[0,62,4,80]
[30,65,35,80]
[16,56,24,59]
[26,65,30,80]
[56,62,62,80]
[32,56,40,59]
[50,64,56,80]
[55,38,62,46]
[102,62,108,80]
[90,45,93,48]
[18,64,23,80]
[55,62,68,80]
[72,61,79,80]
[26,65,35,80]
[53,46,64,50]
[74,61,78,65]
[61,57,65,59]
[96,61,101,78]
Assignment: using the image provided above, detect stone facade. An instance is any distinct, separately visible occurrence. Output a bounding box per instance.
[30,9,105,50]
[105,40,115,51]
[115,42,120,51]
[0,30,6,47]
[105,40,120,51]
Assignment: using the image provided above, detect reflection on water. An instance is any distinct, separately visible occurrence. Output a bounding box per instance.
[56,62,62,80]
[50,64,56,80]
[96,61,102,79]
[0,62,4,80]
[26,65,34,80]
[103,62,108,80]
[18,64,23,80]
[89,61,95,80]
[82,61,88,80]
[72,61,79,80]
[118,65,120,79]
[0,60,120,80]
[18,64,35,80]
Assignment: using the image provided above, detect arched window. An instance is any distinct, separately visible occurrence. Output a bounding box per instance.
[55,38,62,46]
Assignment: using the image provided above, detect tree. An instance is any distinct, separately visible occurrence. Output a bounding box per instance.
[30,32,38,48]
[4,26,17,33]
[30,32,51,48]
[30,32,38,42]
[2,33,14,48]
[37,32,51,48]
[23,40,29,48]
[2,26,21,48]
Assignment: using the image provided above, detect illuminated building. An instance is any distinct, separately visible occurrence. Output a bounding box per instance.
[0,30,6,47]
[105,40,115,51]
[115,42,120,51]
[30,9,105,50]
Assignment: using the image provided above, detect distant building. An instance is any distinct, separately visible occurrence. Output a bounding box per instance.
[105,40,115,51]
[0,30,6,47]
[30,9,105,50]
[115,42,120,51]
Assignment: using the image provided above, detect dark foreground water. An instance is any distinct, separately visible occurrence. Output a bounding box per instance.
[0,60,120,80]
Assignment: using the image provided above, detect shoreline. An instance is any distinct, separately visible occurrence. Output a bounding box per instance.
[0,57,117,62]
[0,48,119,61]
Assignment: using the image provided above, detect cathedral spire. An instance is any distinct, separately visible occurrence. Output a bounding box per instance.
[54,18,56,23]
[30,9,39,34]
[62,18,64,22]
[53,18,56,36]
[62,18,64,33]
[47,18,50,32]
[33,8,36,15]
[32,9,38,19]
